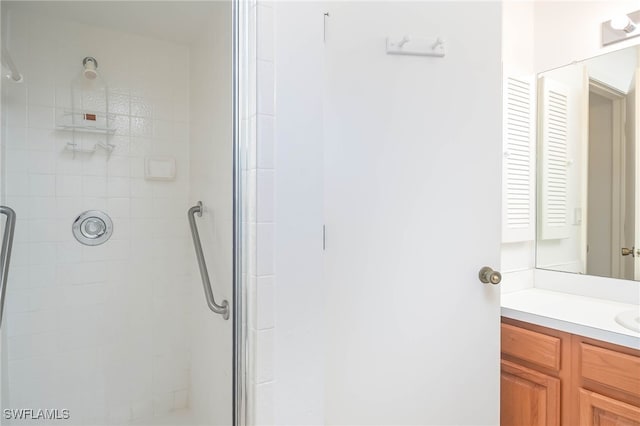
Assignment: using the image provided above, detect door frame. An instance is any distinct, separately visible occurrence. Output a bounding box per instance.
[633,69,640,280]
[587,79,626,278]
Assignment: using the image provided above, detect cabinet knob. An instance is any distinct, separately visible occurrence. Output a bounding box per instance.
[479,266,502,285]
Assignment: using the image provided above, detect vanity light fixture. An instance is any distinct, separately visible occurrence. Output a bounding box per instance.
[610,14,636,33]
[603,9,640,45]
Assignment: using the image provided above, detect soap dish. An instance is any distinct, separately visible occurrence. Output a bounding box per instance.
[145,156,176,181]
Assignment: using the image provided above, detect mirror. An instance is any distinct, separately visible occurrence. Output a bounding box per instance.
[536,45,640,280]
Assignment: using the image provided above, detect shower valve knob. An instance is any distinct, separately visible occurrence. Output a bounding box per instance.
[479,266,501,285]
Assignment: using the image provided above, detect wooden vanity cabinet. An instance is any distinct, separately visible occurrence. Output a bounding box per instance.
[574,335,640,426]
[501,317,640,426]
[501,360,560,426]
[501,319,569,426]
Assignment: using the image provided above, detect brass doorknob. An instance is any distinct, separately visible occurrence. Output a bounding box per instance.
[621,247,635,257]
[479,266,502,285]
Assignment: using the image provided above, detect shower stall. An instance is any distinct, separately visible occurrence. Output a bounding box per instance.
[0,1,246,425]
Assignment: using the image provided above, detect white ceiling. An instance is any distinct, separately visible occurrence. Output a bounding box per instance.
[3,1,227,45]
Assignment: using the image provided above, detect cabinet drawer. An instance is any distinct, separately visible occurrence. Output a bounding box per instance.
[580,343,640,398]
[501,323,561,371]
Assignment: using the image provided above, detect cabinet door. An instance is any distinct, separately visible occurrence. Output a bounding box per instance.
[501,360,560,426]
[579,389,640,426]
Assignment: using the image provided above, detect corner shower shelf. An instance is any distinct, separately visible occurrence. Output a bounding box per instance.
[56,110,116,157]
[56,110,116,135]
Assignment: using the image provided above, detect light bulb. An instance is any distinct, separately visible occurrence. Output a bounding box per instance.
[610,14,636,33]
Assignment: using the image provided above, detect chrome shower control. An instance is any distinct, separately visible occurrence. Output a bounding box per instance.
[72,210,113,246]
[82,218,106,237]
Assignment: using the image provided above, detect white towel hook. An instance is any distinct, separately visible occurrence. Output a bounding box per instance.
[386,36,446,58]
[398,36,411,48]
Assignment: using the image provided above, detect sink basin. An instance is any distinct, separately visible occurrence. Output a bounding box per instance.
[615,309,640,332]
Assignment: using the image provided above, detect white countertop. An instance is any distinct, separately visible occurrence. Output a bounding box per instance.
[501,288,640,350]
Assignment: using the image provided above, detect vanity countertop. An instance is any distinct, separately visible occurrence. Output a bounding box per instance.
[501,288,640,350]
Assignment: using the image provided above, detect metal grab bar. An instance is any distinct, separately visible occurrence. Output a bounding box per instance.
[188,201,229,320]
[0,206,16,327]
[1,47,24,82]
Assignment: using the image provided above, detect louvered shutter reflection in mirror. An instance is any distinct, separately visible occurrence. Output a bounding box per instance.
[539,77,570,240]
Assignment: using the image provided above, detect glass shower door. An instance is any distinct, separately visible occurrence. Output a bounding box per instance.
[0,2,242,425]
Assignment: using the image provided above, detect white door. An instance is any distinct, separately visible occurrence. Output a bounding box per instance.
[322,3,502,424]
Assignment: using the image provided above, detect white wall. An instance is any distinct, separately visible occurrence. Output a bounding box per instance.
[272,2,326,424]
[187,3,233,425]
[502,1,535,73]
[0,6,230,424]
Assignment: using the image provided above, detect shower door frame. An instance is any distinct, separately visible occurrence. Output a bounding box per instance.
[232,0,250,425]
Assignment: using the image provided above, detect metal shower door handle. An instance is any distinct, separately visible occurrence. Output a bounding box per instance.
[0,206,16,327]
[188,201,229,320]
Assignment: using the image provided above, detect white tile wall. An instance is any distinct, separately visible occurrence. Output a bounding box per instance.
[255,381,275,426]
[2,10,192,425]
[250,2,277,425]
[256,276,275,330]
